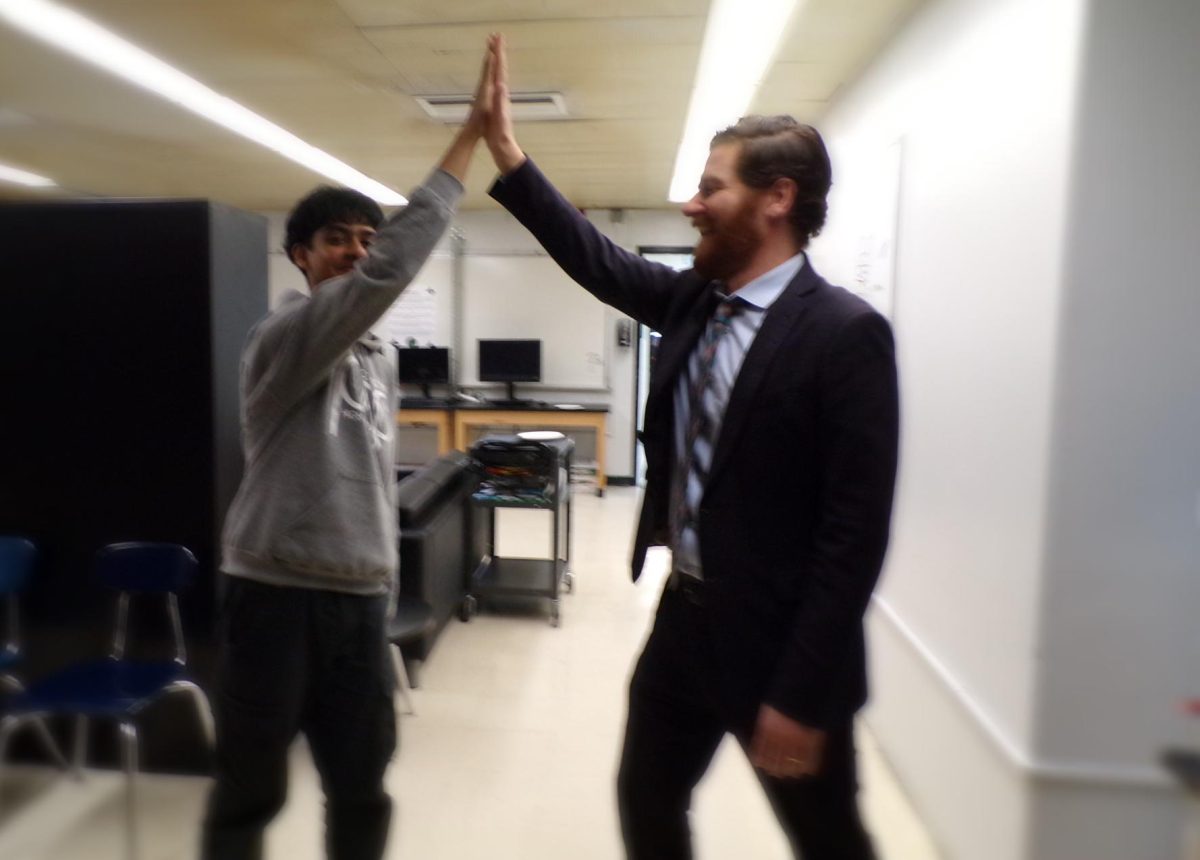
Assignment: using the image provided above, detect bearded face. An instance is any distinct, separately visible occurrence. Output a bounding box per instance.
[691,192,765,284]
[683,143,770,285]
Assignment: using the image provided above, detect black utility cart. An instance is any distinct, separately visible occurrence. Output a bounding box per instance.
[462,433,574,627]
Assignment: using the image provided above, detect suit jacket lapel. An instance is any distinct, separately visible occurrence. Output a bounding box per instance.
[648,281,719,405]
[706,266,819,488]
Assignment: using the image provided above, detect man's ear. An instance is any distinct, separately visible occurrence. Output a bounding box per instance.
[289,242,309,274]
[765,177,798,221]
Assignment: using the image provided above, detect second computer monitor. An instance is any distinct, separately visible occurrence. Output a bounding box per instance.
[478,339,541,403]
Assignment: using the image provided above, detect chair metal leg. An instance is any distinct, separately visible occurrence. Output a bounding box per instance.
[73,714,89,778]
[0,714,20,792]
[1,676,69,771]
[0,711,70,783]
[119,721,140,860]
[169,681,215,748]
[31,716,70,771]
[390,644,414,716]
[0,715,61,812]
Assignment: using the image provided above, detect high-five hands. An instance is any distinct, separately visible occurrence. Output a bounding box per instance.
[437,36,497,183]
[483,34,527,175]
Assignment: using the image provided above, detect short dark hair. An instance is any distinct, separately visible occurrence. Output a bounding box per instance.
[711,116,832,247]
[283,185,384,263]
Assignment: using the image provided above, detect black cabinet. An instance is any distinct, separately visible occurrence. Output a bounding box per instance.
[0,199,266,771]
[395,451,488,661]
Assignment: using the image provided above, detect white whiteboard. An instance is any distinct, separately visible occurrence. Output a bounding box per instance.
[812,138,902,319]
[461,255,608,389]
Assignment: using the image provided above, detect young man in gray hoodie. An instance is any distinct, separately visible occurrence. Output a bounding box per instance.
[200,41,496,860]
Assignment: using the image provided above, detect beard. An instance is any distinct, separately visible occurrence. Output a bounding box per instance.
[692,197,763,284]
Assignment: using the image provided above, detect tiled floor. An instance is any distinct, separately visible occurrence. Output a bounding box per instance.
[0,487,940,859]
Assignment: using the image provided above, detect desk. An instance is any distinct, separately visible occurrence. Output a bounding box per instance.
[396,401,608,494]
[393,408,453,458]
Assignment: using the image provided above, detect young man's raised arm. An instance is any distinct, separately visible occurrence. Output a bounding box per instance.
[244,44,495,423]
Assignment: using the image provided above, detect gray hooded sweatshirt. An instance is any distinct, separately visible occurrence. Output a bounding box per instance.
[221,169,462,595]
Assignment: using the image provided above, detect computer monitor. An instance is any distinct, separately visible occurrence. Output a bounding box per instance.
[397,346,450,398]
[478,339,541,403]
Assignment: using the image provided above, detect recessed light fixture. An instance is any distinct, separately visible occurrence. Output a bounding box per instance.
[0,0,407,205]
[667,0,800,202]
[0,160,56,188]
[415,91,569,124]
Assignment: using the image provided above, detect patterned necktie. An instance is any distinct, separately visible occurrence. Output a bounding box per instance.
[670,296,742,552]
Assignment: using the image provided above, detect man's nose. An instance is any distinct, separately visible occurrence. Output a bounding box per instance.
[681,195,702,217]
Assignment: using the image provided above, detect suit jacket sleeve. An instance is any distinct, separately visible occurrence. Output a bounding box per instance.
[768,309,900,728]
[488,159,684,332]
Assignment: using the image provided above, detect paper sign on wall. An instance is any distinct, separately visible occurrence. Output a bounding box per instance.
[377,284,438,346]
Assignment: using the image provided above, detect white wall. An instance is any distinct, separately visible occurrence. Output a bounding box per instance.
[809,0,1086,856]
[1029,0,1200,853]
[262,199,697,480]
[815,0,1200,856]
[1038,0,1200,767]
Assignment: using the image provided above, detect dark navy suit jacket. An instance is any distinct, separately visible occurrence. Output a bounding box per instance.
[490,159,900,730]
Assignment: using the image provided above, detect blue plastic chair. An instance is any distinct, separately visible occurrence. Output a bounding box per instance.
[0,542,214,860]
[0,536,69,768]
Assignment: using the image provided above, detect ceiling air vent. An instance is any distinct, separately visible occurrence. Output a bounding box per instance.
[414,91,568,123]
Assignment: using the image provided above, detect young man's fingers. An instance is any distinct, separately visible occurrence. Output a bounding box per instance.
[496,34,509,88]
[475,42,494,100]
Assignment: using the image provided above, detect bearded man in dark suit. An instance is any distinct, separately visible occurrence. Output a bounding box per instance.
[483,36,899,860]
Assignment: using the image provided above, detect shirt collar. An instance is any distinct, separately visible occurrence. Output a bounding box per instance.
[720,252,805,311]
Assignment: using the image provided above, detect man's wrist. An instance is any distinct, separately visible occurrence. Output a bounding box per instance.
[456,124,485,146]
[492,140,527,175]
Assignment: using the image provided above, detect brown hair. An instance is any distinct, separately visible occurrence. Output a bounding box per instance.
[711,116,832,247]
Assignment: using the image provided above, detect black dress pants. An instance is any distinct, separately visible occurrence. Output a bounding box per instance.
[616,584,877,860]
[200,577,397,860]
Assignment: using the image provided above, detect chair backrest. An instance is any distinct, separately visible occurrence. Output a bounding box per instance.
[94,542,197,664]
[94,542,196,594]
[0,537,37,596]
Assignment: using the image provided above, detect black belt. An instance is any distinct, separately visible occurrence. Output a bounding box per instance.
[668,570,705,606]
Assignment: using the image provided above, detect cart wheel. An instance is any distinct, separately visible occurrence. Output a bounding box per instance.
[562,571,574,594]
[550,600,561,628]
[459,595,477,622]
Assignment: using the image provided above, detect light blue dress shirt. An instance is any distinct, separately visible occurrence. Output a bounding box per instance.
[672,252,804,579]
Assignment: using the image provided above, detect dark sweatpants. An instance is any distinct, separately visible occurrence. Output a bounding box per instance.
[200,576,396,860]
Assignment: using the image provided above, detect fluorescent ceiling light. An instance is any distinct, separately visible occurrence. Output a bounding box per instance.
[0,160,56,188]
[667,0,800,202]
[0,0,406,205]
[416,91,568,124]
